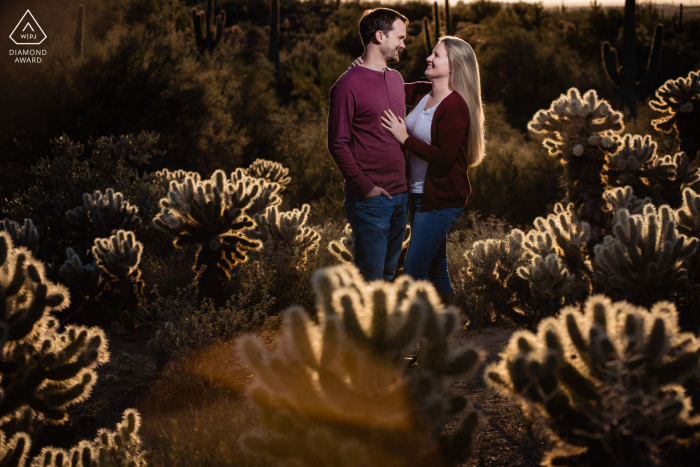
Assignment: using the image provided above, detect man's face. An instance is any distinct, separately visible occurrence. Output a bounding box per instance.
[379,19,406,64]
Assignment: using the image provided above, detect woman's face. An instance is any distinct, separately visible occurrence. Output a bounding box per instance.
[425,41,450,79]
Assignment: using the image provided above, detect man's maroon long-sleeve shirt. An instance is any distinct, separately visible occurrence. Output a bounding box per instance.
[327,66,407,197]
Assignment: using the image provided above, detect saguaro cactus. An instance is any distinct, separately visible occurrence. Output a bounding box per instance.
[422,17,432,56]
[0,232,109,424]
[486,295,700,466]
[528,88,624,244]
[65,188,142,239]
[649,70,700,162]
[601,0,664,115]
[73,4,84,58]
[238,264,482,466]
[444,0,452,35]
[0,218,39,254]
[432,2,440,43]
[191,0,226,55]
[673,4,686,33]
[269,0,280,73]
[594,204,698,306]
[153,171,262,288]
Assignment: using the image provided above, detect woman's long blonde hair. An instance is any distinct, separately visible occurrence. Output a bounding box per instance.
[439,36,485,167]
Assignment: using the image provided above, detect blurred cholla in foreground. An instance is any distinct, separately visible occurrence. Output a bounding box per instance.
[246,158,291,190]
[238,264,482,466]
[0,232,108,424]
[152,170,263,286]
[0,218,39,254]
[594,204,698,306]
[65,189,142,239]
[528,88,624,243]
[486,295,700,466]
[650,70,700,161]
[3,409,146,467]
[248,204,320,260]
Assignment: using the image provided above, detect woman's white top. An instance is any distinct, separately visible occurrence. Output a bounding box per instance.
[405,94,437,194]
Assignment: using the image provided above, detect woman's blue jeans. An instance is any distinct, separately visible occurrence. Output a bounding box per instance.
[403,194,464,293]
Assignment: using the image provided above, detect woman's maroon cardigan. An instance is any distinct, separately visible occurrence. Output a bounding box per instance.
[403,82,472,210]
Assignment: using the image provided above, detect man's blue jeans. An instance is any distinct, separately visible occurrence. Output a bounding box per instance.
[403,194,464,293]
[344,192,408,281]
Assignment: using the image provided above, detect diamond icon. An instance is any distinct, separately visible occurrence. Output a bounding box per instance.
[9,10,47,45]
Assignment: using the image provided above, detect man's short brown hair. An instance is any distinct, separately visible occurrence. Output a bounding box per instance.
[359,9,408,46]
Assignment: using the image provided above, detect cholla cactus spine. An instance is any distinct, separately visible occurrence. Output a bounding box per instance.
[154,168,201,183]
[486,295,700,466]
[246,159,291,190]
[528,88,624,243]
[248,204,320,260]
[239,264,482,466]
[328,223,354,263]
[0,218,39,254]
[650,70,700,161]
[65,188,142,239]
[0,232,109,425]
[92,230,143,287]
[676,187,700,237]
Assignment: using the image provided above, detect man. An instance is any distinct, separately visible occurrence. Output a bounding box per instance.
[327,8,409,281]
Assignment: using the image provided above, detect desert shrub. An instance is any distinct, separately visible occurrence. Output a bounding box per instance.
[1,132,168,262]
[486,295,700,466]
[238,263,483,466]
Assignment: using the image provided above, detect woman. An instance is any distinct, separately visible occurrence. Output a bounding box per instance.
[354,36,485,305]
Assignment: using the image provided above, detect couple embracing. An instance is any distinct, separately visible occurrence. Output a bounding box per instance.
[327,8,485,306]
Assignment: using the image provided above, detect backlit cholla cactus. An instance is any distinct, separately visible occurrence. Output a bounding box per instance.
[155,168,201,183]
[92,230,143,293]
[462,229,525,327]
[528,88,624,243]
[604,186,652,226]
[518,203,592,309]
[248,204,320,261]
[653,151,700,207]
[0,218,39,254]
[650,70,700,161]
[677,187,700,237]
[152,170,263,286]
[0,232,109,425]
[238,264,482,466]
[246,158,291,191]
[29,409,146,467]
[58,248,103,302]
[3,409,147,467]
[328,223,354,262]
[229,168,283,217]
[486,295,700,466]
[594,204,698,306]
[65,189,142,239]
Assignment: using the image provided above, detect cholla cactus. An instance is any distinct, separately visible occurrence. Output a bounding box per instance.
[528,88,625,243]
[0,218,39,254]
[246,158,291,190]
[486,295,700,466]
[58,248,103,302]
[229,168,283,216]
[155,168,201,183]
[238,264,482,466]
[65,189,142,239]
[152,170,263,286]
[604,186,652,217]
[677,187,700,237]
[650,70,700,161]
[248,204,320,260]
[518,203,592,308]
[29,409,146,467]
[594,204,698,306]
[92,230,143,290]
[328,223,354,262]
[0,232,109,424]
